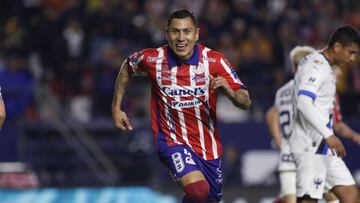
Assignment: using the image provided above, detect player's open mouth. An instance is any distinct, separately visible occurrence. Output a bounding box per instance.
[176,44,187,52]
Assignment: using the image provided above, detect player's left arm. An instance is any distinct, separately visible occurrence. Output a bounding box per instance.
[265,106,282,149]
[212,56,251,109]
[333,121,360,145]
[210,74,251,109]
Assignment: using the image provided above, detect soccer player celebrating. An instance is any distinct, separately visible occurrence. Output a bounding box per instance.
[112,9,251,203]
[0,86,5,129]
[289,25,360,203]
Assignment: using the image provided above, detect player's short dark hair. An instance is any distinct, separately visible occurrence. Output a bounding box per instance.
[328,25,360,48]
[167,9,198,27]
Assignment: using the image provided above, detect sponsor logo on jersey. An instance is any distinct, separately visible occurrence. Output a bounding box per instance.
[192,75,208,82]
[147,56,164,62]
[308,77,316,83]
[280,99,292,105]
[157,76,173,81]
[157,69,172,74]
[162,87,206,97]
[313,60,323,65]
[202,56,216,62]
[172,99,202,108]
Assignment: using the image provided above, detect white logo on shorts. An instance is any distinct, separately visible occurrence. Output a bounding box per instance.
[185,156,196,165]
[171,152,185,173]
[182,149,196,165]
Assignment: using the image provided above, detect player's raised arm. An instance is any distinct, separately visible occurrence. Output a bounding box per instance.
[209,73,251,110]
[112,60,133,131]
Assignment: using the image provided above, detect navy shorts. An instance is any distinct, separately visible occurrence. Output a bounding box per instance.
[158,145,223,202]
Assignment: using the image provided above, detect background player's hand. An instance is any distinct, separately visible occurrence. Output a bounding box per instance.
[325,135,346,157]
[209,75,232,95]
[112,108,133,131]
[352,133,360,145]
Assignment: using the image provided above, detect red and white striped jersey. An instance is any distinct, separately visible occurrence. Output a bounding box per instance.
[127,44,246,160]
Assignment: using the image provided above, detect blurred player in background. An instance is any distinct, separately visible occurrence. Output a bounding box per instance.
[266,45,316,203]
[289,25,360,203]
[267,46,360,203]
[332,66,360,145]
[0,86,5,129]
[112,9,251,203]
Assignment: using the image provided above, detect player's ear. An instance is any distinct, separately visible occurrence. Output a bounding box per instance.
[195,27,200,41]
[333,42,343,53]
[165,27,169,41]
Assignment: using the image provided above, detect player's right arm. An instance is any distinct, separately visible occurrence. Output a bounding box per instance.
[297,95,345,157]
[265,106,282,149]
[296,57,346,157]
[112,60,133,131]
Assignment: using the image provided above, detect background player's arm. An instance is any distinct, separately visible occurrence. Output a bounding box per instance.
[265,106,282,149]
[210,75,251,109]
[297,95,346,157]
[333,121,360,145]
[112,60,133,131]
[0,99,5,129]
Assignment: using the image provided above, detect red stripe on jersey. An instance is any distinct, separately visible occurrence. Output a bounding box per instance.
[176,65,191,86]
[161,66,172,86]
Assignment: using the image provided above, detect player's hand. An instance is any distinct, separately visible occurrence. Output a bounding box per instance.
[352,133,360,145]
[325,135,346,157]
[112,108,133,131]
[209,75,232,95]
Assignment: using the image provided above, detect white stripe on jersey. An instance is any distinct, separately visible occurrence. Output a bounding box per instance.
[203,48,218,159]
[171,66,192,148]
[190,64,206,159]
[220,58,241,85]
[156,48,178,143]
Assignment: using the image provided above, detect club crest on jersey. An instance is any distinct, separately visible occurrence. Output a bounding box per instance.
[193,64,205,74]
[314,178,323,189]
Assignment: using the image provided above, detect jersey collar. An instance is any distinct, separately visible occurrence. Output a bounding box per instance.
[166,44,199,67]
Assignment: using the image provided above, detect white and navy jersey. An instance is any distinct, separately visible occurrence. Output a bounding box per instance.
[289,51,336,154]
[274,79,296,171]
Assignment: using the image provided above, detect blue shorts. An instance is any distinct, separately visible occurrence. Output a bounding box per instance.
[158,145,223,202]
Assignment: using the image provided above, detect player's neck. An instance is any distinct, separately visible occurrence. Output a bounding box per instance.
[321,49,335,66]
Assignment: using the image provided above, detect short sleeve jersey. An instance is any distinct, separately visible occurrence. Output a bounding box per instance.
[127,44,246,160]
[290,51,336,154]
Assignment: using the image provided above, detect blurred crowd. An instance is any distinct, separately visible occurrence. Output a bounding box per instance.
[1,0,360,124]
